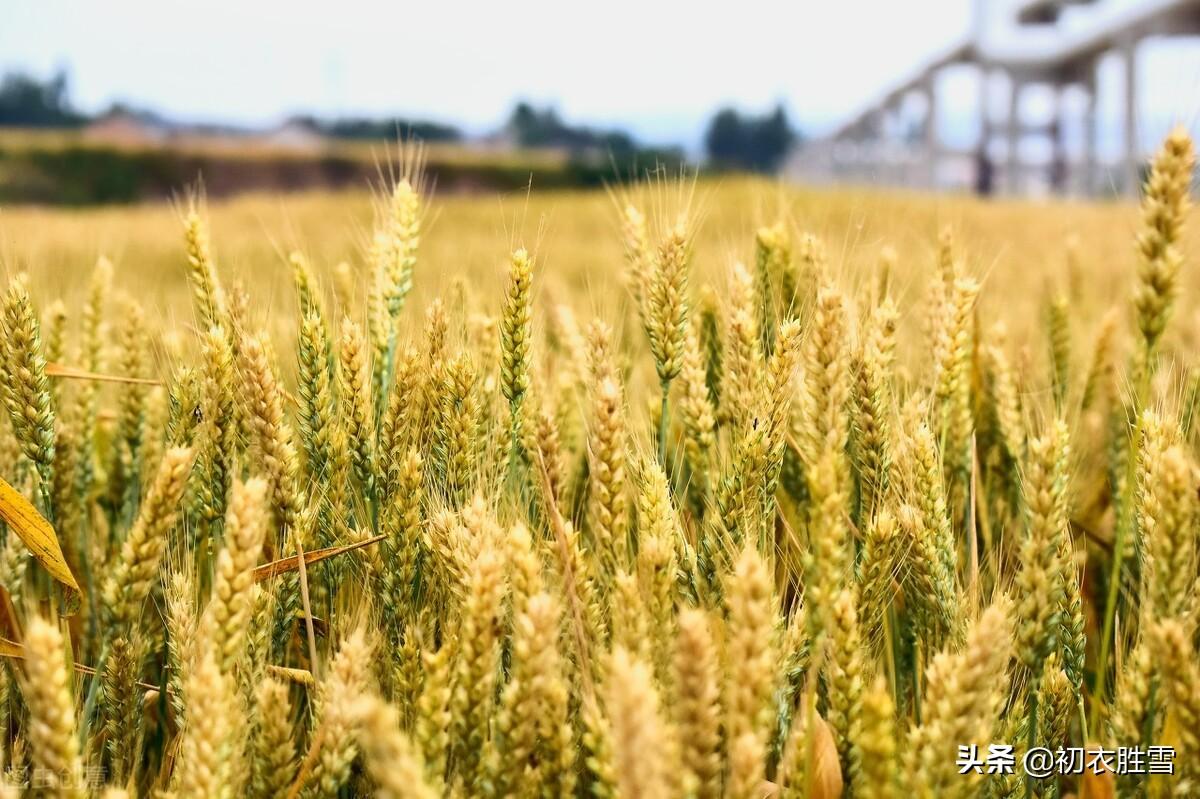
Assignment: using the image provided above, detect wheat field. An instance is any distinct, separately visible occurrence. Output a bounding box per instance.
[0,130,1197,798]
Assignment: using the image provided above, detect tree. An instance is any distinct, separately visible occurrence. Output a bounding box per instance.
[292,114,462,142]
[703,104,798,173]
[507,103,574,148]
[0,70,85,127]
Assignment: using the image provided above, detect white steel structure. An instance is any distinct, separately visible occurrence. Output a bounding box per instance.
[787,0,1200,195]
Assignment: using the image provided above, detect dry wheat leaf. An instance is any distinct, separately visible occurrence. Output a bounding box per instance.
[253,535,385,583]
[1079,768,1115,799]
[0,474,81,596]
[807,714,845,799]
[45,361,162,386]
[0,636,156,689]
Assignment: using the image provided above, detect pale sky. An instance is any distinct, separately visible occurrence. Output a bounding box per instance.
[4,0,1200,153]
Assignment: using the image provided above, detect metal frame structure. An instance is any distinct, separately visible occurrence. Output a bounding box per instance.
[787,0,1200,195]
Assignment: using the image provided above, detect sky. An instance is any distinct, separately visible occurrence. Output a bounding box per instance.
[3,0,1200,154]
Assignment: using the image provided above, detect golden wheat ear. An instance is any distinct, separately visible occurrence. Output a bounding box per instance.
[102,447,196,631]
[906,598,1014,798]
[352,694,438,799]
[605,646,680,799]
[19,617,85,799]
[723,544,776,798]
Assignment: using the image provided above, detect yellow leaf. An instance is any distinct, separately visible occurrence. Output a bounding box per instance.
[1079,745,1115,799]
[0,637,22,659]
[809,714,845,799]
[0,474,81,596]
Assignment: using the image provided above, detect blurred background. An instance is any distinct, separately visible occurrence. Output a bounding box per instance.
[2,0,1199,205]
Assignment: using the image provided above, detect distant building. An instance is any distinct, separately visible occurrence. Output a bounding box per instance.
[259,118,326,152]
[83,108,171,147]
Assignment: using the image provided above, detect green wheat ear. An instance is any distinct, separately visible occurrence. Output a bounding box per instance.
[500,247,534,465]
[1,276,56,500]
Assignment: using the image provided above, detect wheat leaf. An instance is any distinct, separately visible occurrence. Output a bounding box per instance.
[0,474,81,596]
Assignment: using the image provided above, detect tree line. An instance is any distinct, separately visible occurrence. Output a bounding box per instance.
[1,70,800,174]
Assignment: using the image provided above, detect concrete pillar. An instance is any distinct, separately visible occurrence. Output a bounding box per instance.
[925,77,939,189]
[888,102,901,187]
[872,107,886,185]
[978,66,991,153]
[974,65,996,196]
[1008,75,1022,194]
[890,100,902,187]
[1122,37,1140,196]
[1050,83,1067,195]
[1082,71,1097,196]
